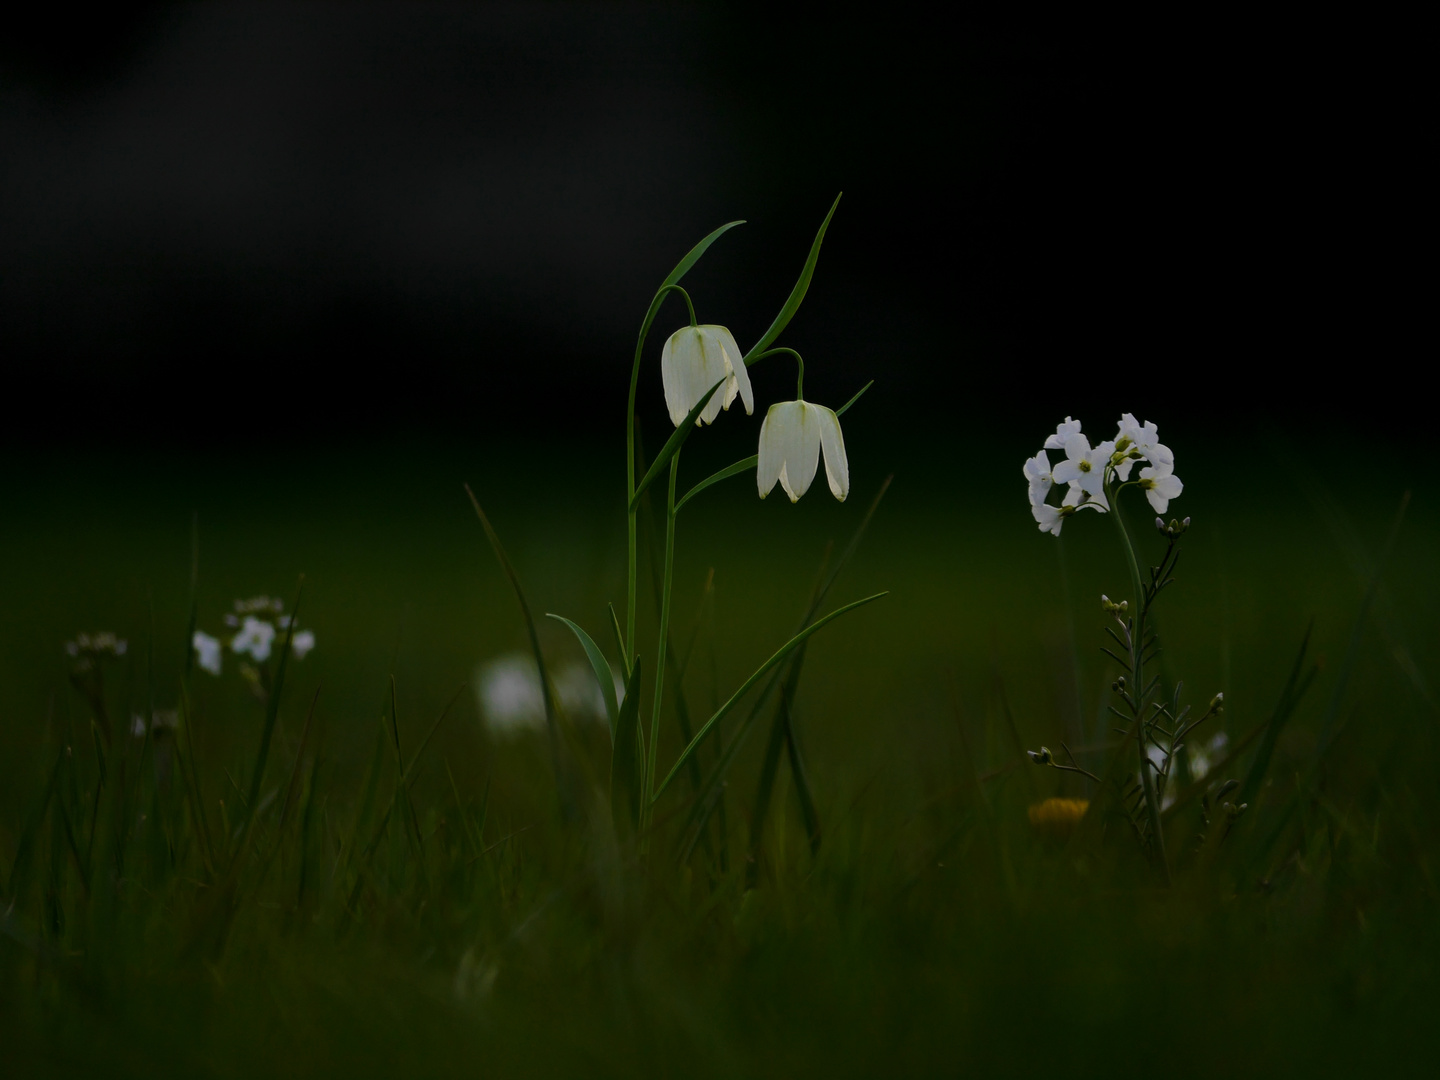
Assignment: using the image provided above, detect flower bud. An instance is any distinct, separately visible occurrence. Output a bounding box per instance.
[1155,516,1166,532]
[1027,746,1053,766]
[1209,692,1224,711]
[1216,779,1240,799]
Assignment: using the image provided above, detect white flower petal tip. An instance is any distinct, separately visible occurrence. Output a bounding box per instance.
[757,400,847,503]
[661,324,748,428]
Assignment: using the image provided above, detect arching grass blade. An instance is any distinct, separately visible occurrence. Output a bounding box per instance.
[676,456,757,514]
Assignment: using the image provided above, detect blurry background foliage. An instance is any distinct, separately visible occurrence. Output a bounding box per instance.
[2,3,1435,1074]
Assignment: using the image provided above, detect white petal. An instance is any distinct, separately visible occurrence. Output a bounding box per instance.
[661,329,693,428]
[757,404,785,497]
[695,330,730,425]
[712,326,753,415]
[766,401,818,501]
[815,405,849,501]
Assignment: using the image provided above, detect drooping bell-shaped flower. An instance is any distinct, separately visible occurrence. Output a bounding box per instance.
[757,400,849,503]
[661,325,754,428]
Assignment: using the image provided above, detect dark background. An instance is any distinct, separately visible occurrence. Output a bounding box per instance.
[1,4,1424,449]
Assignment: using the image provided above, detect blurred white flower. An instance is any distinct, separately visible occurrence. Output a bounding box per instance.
[757,400,849,503]
[1187,731,1228,781]
[1138,459,1184,514]
[193,630,223,675]
[1052,434,1115,499]
[473,654,613,738]
[661,324,754,428]
[1023,450,1053,506]
[290,630,316,660]
[131,714,148,738]
[231,617,276,662]
[1044,417,1083,450]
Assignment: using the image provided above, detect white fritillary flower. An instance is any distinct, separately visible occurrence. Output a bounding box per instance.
[757,400,849,503]
[660,324,754,427]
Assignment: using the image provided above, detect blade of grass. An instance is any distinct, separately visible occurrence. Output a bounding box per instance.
[464,484,570,821]
[677,477,892,851]
[607,603,631,679]
[1237,625,1320,808]
[611,657,645,838]
[653,592,887,802]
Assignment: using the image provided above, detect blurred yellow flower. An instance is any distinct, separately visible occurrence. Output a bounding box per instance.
[1027,797,1090,839]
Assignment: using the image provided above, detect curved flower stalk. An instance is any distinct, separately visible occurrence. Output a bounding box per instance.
[661,324,753,427]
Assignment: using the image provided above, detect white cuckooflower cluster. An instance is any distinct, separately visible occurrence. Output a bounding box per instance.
[193,596,317,676]
[1024,414,1183,536]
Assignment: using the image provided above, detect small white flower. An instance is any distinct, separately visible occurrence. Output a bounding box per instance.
[1023,450,1053,507]
[1032,501,1066,536]
[1117,413,1174,470]
[290,630,316,660]
[1052,434,1115,499]
[757,400,849,503]
[193,630,223,675]
[1138,459,1184,514]
[1187,731,1228,781]
[1044,417,1083,450]
[231,617,276,662]
[660,324,754,427]
[131,714,148,738]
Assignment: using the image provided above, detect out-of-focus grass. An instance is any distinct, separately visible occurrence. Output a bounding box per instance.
[1,433,1437,1075]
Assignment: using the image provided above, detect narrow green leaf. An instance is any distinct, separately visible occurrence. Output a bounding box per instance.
[1238,626,1319,807]
[629,379,725,511]
[400,683,468,791]
[677,477,893,851]
[676,456,758,515]
[548,614,620,741]
[607,602,631,679]
[464,484,570,820]
[662,220,745,290]
[835,379,874,417]
[742,193,842,364]
[611,657,645,837]
[654,591,886,802]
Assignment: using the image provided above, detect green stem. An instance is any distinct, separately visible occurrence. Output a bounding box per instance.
[746,346,805,399]
[643,451,681,844]
[626,283,696,659]
[1109,477,1169,883]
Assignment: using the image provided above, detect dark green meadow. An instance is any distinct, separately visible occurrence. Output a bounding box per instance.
[2,433,1437,1076]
